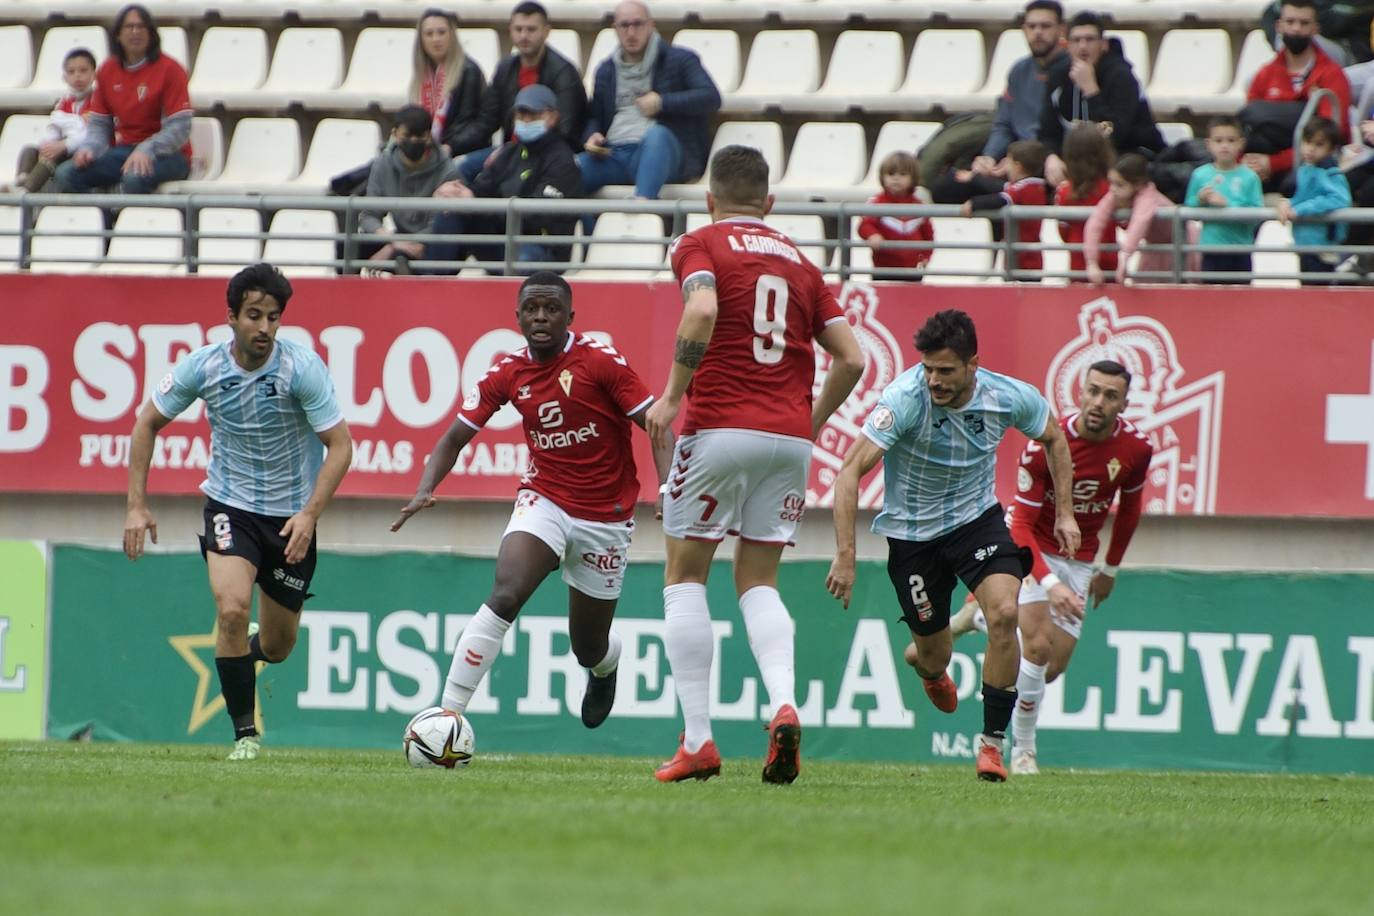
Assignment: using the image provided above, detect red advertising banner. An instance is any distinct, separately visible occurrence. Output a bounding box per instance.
[2,274,1372,518]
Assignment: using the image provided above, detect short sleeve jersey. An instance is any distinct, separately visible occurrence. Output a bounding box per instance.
[668,217,846,439]
[1014,413,1153,561]
[90,54,193,156]
[862,365,1050,541]
[458,333,653,522]
[152,339,344,517]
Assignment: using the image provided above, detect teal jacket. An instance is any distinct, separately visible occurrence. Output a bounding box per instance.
[1291,156,1351,246]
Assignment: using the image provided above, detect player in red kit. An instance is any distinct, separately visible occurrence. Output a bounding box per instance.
[1005,359,1152,773]
[393,272,673,731]
[644,145,865,784]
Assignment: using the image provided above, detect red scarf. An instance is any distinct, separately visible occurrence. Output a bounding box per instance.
[419,66,448,142]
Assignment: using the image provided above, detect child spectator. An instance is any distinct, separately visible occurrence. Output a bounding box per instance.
[1185,115,1263,283]
[14,48,97,192]
[1085,152,1194,285]
[960,139,1049,276]
[1055,122,1115,277]
[1278,116,1351,284]
[858,151,933,279]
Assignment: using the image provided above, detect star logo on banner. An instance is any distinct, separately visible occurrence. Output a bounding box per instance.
[168,621,265,736]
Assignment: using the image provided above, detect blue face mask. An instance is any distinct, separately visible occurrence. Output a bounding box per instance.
[514,120,548,143]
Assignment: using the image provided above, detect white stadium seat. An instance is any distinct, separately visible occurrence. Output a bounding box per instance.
[1105,30,1150,86]
[195,118,302,192]
[1148,30,1232,113]
[102,208,185,276]
[901,30,986,109]
[188,28,269,108]
[977,30,1030,102]
[731,31,820,110]
[1157,122,1195,146]
[1213,29,1277,112]
[925,217,995,285]
[765,213,830,269]
[197,208,262,278]
[706,121,784,183]
[1252,221,1299,288]
[547,29,583,75]
[30,205,103,274]
[159,27,189,71]
[186,116,225,182]
[865,121,942,186]
[777,121,866,194]
[0,205,21,272]
[0,113,49,184]
[0,26,32,92]
[459,29,502,81]
[574,212,667,279]
[672,30,741,94]
[0,26,106,109]
[818,31,903,100]
[303,28,410,110]
[262,209,338,277]
[583,28,617,95]
[282,118,382,193]
[222,28,344,110]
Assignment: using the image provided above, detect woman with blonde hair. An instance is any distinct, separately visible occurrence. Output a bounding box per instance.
[410,8,487,156]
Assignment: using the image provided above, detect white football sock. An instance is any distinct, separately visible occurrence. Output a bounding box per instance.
[1012,658,1048,753]
[590,629,622,677]
[443,605,511,715]
[664,582,714,753]
[739,585,796,715]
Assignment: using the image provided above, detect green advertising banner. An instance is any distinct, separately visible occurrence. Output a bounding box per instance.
[48,545,1374,773]
[0,541,48,740]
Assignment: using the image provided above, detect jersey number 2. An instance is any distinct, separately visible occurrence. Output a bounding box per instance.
[752,275,788,365]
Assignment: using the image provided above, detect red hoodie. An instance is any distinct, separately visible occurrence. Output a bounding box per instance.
[858,192,934,270]
[1246,46,1351,176]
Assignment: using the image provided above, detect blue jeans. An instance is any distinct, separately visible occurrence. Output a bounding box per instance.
[458,146,495,185]
[55,145,190,194]
[576,124,683,198]
[428,211,570,276]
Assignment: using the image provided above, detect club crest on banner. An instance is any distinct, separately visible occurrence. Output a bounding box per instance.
[1046,297,1224,514]
[810,283,904,509]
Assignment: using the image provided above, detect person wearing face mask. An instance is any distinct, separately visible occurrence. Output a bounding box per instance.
[1245,0,1352,188]
[428,84,583,274]
[353,105,466,274]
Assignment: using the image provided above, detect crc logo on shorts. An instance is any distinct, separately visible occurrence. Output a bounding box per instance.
[580,549,624,573]
[463,386,481,410]
[212,512,233,551]
[779,494,805,523]
[271,568,306,591]
[1018,467,1034,492]
[974,544,999,562]
[537,400,564,429]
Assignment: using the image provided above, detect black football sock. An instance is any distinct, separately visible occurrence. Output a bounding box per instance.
[981,684,1017,740]
[248,632,269,663]
[215,654,258,739]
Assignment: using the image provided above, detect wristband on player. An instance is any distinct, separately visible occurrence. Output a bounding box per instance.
[1100,564,1119,578]
[1040,573,1062,590]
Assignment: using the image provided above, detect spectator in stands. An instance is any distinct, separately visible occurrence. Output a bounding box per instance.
[858,151,933,280]
[430,84,582,274]
[354,105,466,274]
[933,0,1067,204]
[1244,0,1352,190]
[960,139,1050,276]
[1054,122,1115,278]
[1185,115,1264,283]
[578,1,721,199]
[55,4,191,194]
[1039,11,1164,188]
[1336,104,1374,277]
[12,47,96,193]
[410,9,488,158]
[457,1,586,182]
[1084,153,1193,285]
[1278,116,1351,282]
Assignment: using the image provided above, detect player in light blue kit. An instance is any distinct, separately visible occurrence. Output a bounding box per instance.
[826,309,1079,781]
[123,263,353,761]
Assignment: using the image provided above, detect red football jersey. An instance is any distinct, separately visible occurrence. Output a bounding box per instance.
[1002,176,1047,272]
[458,333,653,522]
[1011,412,1153,565]
[91,55,193,157]
[668,217,845,439]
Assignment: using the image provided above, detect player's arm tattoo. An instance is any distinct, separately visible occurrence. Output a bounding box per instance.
[680,272,716,303]
[674,336,708,369]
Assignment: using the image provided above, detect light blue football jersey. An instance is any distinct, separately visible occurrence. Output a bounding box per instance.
[153,338,344,517]
[862,364,1049,541]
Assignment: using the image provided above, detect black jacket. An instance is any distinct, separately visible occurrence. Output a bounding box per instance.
[471,131,583,237]
[457,47,586,152]
[584,44,721,182]
[1039,38,1165,156]
[439,57,488,156]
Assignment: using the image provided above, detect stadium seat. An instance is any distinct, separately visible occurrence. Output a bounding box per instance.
[925,217,995,285]
[280,118,382,193]
[1213,29,1276,112]
[186,116,225,182]
[730,31,820,111]
[183,118,301,192]
[262,209,338,277]
[583,28,617,95]
[188,28,269,108]
[547,29,583,75]
[573,212,667,279]
[0,205,21,272]
[814,31,903,109]
[899,31,986,111]
[459,28,501,81]
[30,205,103,273]
[777,121,866,195]
[221,28,344,110]
[1147,30,1231,114]
[0,26,31,93]
[303,28,411,110]
[1104,30,1150,86]
[0,26,107,109]
[101,208,185,276]
[671,30,741,94]
[0,113,49,184]
[1157,122,1195,145]
[706,120,784,183]
[765,213,830,269]
[196,207,262,277]
[1252,220,1299,287]
[1038,219,1071,285]
[159,27,189,71]
[975,30,1030,105]
[864,121,942,186]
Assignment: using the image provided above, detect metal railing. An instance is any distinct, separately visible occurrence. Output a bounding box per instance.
[1,191,1370,284]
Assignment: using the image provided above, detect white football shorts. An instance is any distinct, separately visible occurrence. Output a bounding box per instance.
[662,429,812,545]
[1018,552,1093,639]
[503,489,635,600]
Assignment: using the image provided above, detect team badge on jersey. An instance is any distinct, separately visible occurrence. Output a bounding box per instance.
[558,369,573,396]
[1018,467,1033,492]
[158,372,174,394]
[463,386,480,410]
[1107,457,1122,481]
[870,406,894,431]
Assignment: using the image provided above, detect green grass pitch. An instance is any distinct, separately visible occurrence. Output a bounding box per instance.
[4,741,1371,915]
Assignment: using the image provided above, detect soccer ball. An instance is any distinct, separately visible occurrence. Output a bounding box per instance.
[403,707,475,769]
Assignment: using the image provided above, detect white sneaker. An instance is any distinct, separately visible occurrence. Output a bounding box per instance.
[227,735,260,761]
[950,598,983,639]
[1011,748,1039,775]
